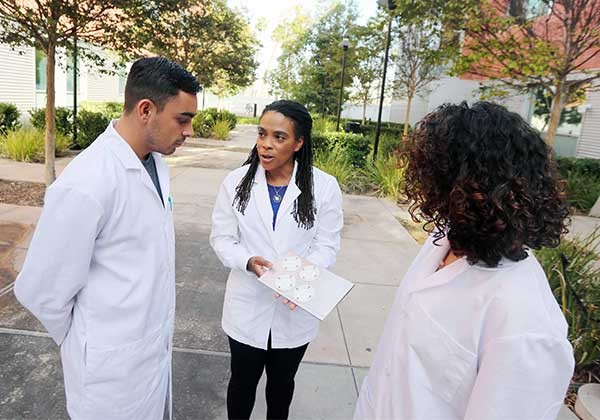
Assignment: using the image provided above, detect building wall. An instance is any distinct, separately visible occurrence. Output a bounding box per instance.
[0,44,35,115]
[576,89,600,159]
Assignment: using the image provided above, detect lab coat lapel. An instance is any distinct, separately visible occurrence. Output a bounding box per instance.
[275,161,301,223]
[153,152,170,211]
[405,235,470,295]
[253,165,277,247]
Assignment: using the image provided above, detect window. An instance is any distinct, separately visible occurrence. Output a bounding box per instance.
[35,49,47,91]
[508,0,551,19]
[66,55,75,93]
[118,72,127,95]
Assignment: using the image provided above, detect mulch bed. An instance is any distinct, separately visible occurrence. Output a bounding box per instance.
[0,179,45,207]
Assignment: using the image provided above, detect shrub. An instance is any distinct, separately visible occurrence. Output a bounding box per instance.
[312,131,371,168]
[0,103,20,134]
[378,132,403,158]
[564,171,600,213]
[556,157,600,178]
[536,229,600,372]
[314,146,356,192]
[76,110,110,149]
[0,127,70,162]
[237,116,259,125]
[363,155,406,202]
[80,101,123,119]
[29,107,74,136]
[193,108,237,139]
[213,119,231,140]
[313,117,336,133]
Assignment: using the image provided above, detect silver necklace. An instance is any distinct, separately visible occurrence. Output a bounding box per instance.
[270,185,285,203]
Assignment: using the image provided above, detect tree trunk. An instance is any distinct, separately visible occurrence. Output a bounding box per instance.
[403,93,413,139]
[45,42,56,186]
[362,97,367,125]
[546,85,566,148]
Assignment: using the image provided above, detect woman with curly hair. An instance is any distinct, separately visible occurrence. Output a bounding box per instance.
[354,102,574,420]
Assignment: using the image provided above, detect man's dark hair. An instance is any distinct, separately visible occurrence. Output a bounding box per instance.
[233,100,316,229]
[124,57,201,113]
[403,101,570,267]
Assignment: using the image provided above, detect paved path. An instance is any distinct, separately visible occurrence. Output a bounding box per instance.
[0,125,420,419]
[0,124,593,419]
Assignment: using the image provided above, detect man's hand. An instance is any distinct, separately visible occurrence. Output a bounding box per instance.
[246,256,272,277]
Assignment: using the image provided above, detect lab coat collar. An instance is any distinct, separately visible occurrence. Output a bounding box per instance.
[253,161,301,245]
[404,235,470,295]
[106,120,169,210]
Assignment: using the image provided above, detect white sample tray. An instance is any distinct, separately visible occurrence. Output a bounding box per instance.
[258,254,354,320]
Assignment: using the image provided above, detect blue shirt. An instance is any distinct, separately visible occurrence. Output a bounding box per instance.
[267,184,288,230]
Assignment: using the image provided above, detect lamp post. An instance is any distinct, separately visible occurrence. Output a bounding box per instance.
[335,38,351,132]
[373,0,396,160]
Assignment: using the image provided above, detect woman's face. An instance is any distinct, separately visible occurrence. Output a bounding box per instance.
[256,111,304,173]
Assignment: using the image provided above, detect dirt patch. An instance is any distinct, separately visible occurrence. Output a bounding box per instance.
[0,222,30,290]
[0,179,45,207]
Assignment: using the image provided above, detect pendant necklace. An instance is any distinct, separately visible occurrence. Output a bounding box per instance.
[272,185,285,203]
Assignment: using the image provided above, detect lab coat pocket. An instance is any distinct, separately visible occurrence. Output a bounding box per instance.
[406,300,477,412]
[84,328,163,415]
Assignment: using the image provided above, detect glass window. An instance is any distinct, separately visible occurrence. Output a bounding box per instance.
[67,55,74,93]
[35,49,47,92]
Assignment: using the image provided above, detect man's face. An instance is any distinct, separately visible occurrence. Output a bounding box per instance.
[146,91,197,155]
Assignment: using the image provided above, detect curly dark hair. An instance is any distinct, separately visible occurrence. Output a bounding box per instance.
[403,101,570,267]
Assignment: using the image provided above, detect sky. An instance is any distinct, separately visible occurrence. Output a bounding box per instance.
[226,0,379,97]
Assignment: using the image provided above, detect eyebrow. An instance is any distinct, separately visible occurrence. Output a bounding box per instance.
[179,112,196,118]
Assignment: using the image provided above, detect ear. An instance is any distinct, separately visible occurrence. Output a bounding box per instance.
[294,136,304,152]
[136,99,155,123]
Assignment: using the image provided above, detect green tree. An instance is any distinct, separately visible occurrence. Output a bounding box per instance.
[114,0,259,97]
[268,1,358,116]
[351,14,387,124]
[0,0,177,185]
[453,0,600,146]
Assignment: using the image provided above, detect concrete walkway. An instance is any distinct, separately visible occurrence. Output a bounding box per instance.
[0,127,420,419]
[0,125,594,419]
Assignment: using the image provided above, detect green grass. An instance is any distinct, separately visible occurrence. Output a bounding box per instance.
[314,147,357,193]
[236,116,259,125]
[564,170,600,213]
[212,119,231,140]
[0,128,71,162]
[363,155,406,202]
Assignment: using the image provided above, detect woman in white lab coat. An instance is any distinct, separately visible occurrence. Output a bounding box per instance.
[210,100,343,420]
[355,102,574,420]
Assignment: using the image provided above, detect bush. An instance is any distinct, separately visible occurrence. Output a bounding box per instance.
[192,108,237,139]
[313,117,336,133]
[564,171,600,213]
[0,103,20,134]
[0,127,70,162]
[556,157,600,178]
[378,132,403,158]
[536,229,600,372]
[363,155,406,202]
[29,107,74,137]
[312,131,371,168]
[555,157,600,213]
[314,146,357,192]
[76,110,110,149]
[237,116,259,125]
[80,101,123,119]
[213,119,231,140]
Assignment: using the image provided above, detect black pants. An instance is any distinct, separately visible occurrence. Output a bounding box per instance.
[227,334,308,420]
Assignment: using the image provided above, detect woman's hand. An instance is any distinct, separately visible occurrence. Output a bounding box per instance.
[274,293,297,310]
[246,256,272,277]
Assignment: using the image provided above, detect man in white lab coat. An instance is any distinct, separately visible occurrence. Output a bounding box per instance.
[14,57,199,420]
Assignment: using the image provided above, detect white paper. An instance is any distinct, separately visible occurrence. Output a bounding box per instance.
[258,254,354,320]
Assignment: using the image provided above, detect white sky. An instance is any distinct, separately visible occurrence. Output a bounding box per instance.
[227,0,379,96]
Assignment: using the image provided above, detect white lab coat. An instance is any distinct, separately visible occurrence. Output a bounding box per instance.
[210,162,343,349]
[355,235,574,420]
[14,122,175,420]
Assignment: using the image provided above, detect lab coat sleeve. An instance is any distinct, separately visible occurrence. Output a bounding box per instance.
[13,185,104,346]
[210,180,253,273]
[464,333,574,420]
[305,177,343,269]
